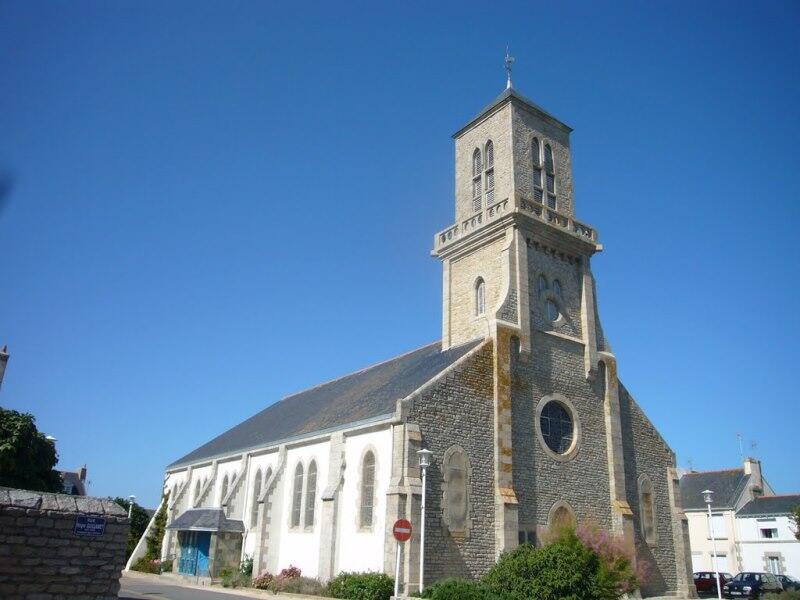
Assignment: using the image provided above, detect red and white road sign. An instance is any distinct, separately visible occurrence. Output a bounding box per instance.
[393,518,412,542]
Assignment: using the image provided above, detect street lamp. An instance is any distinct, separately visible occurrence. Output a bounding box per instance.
[702,489,722,600]
[128,495,136,519]
[417,449,433,594]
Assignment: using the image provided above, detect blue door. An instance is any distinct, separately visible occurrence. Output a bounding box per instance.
[196,533,211,577]
[178,531,197,575]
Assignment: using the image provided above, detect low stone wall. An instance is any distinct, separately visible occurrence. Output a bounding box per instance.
[0,486,129,600]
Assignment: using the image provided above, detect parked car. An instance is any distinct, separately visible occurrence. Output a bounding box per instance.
[694,571,733,596]
[722,572,783,598]
[777,575,800,592]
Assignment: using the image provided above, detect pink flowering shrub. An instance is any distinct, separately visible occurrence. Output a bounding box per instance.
[252,571,274,589]
[576,521,645,595]
[278,565,301,580]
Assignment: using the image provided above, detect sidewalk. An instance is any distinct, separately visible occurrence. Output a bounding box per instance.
[121,570,338,600]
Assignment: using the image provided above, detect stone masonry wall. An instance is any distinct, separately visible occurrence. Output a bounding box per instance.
[511,331,612,534]
[406,342,496,582]
[0,487,129,600]
[618,384,681,596]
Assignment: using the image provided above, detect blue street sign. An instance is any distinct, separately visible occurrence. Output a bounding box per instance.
[74,515,106,537]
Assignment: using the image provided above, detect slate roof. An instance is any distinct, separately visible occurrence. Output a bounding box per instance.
[738,495,800,517]
[166,508,244,533]
[680,469,751,511]
[168,340,482,469]
[453,87,572,139]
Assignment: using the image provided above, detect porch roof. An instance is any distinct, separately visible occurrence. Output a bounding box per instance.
[166,508,244,533]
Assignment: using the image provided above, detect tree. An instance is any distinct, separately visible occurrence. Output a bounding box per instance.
[0,407,62,492]
[145,491,169,561]
[112,497,151,558]
[790,505,800,541]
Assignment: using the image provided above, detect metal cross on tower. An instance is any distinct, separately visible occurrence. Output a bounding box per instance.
[505,47,515,89]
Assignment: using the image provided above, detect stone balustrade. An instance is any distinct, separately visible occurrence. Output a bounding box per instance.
[433,195,598,253]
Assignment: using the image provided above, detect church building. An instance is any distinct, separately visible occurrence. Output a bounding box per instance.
[141,73,695,597]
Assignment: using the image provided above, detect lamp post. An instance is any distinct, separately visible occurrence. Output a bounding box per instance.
[703,489,722,600]
[417,449,432,595]
[128,495,136,520]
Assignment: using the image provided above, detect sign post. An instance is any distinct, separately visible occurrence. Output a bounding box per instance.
[392,518,412,598]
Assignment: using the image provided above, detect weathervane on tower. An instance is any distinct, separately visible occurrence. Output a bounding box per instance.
[505,46,515,89]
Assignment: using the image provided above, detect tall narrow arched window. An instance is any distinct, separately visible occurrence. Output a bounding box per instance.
[194,480,202,506]
[360,451,376,528]
[537,274,548,294]
[442,446,470,536]
[250,470,262,528]
[305,461,317,527]
[484,140,495,205]
[639,476,657,545]
[475,278,486,316]
[544,144,556,209]
[532,137,543,203]
[472,148,482,212]
[549,502,575,530]
[291,463,303,527]
[220,475,229,505]
[553,279,563,299]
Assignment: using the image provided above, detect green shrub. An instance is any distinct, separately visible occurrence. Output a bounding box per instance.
[239,555,253,577]
[764,593,800,600]
[270,575,325,594]
[482,527,634,600]
[418,578,494,600]
[160,558,173,573]
[219,568,250,588]
[131,557,161,574]
[327,571,395,600]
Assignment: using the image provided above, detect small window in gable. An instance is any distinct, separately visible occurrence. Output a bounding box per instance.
[537,275,548,294]
[475,278,486,316]
[305,460,317,528]
[291,463,303,528]
[360,451,376,528]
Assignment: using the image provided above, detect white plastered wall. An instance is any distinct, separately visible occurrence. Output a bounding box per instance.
[336,426,394,574]
[242,451,281,558]
[275,440,330,578]
[737,515,800,577]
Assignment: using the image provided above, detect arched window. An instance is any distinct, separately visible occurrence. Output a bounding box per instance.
[442,446,470,536]
[305,461,317,527]
[291,463,303,527]
[532,137,543,203]
[537,274,548,294]
[475,278,486,316]
[472,148,482,212]
[639,476,657,545]
[546,299,560,322]
[250,470,262,528]
[194,480,201,506]
[484,140,495,205]
[544,144,556,209]
[549,502,575,530]
[553,279,563,299]
[360,451,376,528]
[220,475,229,505]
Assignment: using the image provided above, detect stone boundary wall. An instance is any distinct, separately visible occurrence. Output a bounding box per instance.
[0,486,129,600]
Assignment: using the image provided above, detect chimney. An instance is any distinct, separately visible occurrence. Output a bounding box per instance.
[0,345,9,391]
[743,457,764,497]
[79,465,87,482]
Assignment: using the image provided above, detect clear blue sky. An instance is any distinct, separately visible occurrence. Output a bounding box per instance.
[1,1,798,508]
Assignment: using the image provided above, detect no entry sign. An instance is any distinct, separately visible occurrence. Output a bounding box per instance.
[393,518,412,542]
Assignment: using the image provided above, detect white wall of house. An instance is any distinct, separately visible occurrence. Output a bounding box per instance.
[737,515,800,577]
[189,464,213,507]
[215,458,241,506]
[275,439,330,578]
[686,510,740,573]
[336,426,393,574]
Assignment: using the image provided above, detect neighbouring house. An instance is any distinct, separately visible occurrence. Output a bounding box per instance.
[134,74,695,597]
[736,494,800,577]
[59,465,88,496]
[681,458,775,574]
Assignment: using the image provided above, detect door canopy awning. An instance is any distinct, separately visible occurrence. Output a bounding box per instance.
[166,508,245,533]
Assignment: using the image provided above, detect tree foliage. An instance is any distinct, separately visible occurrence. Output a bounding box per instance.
[0,407,62,492]
[790,505,800,541]
[112,497,151,558]
[145,491,169,561]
